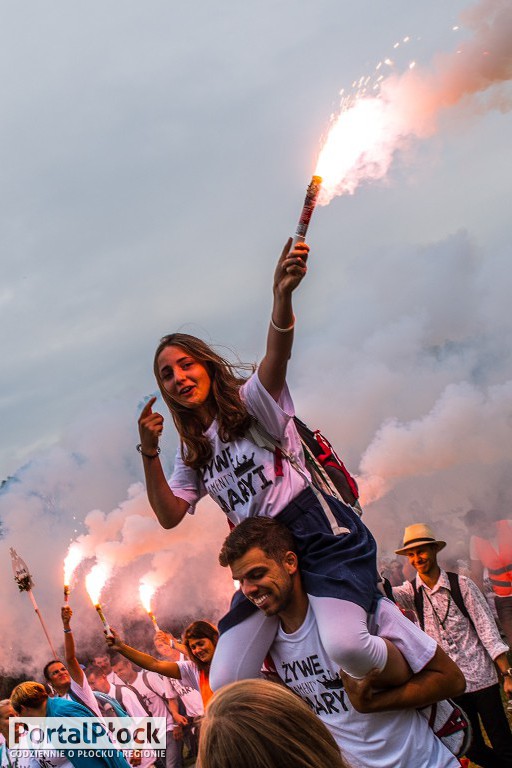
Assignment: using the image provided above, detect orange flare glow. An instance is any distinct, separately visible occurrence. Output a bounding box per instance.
[85,563,110,606]
[63,543,84,588]
[139,582,156,614]
[315,97,391,204]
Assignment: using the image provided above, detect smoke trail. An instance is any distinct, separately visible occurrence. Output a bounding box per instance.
[358,379,512,505]
[317,0,512,202]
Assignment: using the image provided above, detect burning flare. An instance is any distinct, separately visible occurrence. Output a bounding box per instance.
[63,543,84,602]
[85,562,112,635]
[315,0,512,205]
[139,581,160,630]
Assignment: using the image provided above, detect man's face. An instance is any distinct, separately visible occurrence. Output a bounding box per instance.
[230,546,297,617]
[406,544,440,577]
[112,657,135,685]
[46,662,71,691]
[87,672,110,694]
[92,655,111,675]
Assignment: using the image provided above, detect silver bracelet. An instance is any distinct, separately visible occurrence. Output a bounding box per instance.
[270,315,295,333]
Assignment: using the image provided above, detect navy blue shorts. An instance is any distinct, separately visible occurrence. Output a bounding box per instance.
[219,486,380,634]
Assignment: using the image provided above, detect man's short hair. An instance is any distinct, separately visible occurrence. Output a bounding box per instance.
[85,664,105,680]
[109,652,129,668]
[43,659,65,681]
[219,517,297,567]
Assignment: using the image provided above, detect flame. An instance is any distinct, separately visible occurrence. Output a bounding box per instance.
[63,543,84,587]
[85,562,110,605]
[139,582,156,614]
[314,0,512,207]
[315,97,392,203]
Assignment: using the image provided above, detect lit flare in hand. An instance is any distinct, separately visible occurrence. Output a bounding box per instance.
[139,582,160,631]
[63,543,84,603]
[85,563,112,636]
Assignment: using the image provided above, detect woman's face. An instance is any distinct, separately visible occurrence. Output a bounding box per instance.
[157,345,212,411]
[188,637,216,665]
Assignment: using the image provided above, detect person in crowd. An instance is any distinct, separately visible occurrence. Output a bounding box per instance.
[108,655,186,768]
[91,654,124,686]
[85,664,148,719]
[0,698,30,768]
[108,622,217,709]
[393,522,512,768]
[10,682,130,768]
[42,606,102,717]
[85,665,153,768]
[464,508,512,646]
[152,631,203,760]
[218,516,465,768]
[136,238,410,692]
[197,678,352,768]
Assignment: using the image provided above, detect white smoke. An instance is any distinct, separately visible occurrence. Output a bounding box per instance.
[317,0,512,201]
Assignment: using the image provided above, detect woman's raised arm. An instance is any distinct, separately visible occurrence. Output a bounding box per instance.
[258,238,309,401]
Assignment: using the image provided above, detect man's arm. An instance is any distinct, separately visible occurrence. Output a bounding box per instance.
[341,645,466,713]
[107,628,182,679]
[61,606,85,686]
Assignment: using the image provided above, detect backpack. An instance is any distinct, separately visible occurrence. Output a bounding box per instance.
[93,691,129,718]
[67,687,128,718]
[419,699,472,758]
[410,572,474,631]
[247,416,361,512]
[293,417,359,508]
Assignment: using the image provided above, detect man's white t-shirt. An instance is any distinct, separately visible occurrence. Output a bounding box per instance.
[166,677,204,719]
[129,671,177,732]
[270,599,459,768]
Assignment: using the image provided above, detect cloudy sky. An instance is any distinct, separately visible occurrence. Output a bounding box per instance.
[1,0,511,673]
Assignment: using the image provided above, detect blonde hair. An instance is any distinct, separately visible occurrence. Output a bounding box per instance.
[198,679,350,768]
[10,682,48,713]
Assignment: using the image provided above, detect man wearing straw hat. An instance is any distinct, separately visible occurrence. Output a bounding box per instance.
[393,522,512,768]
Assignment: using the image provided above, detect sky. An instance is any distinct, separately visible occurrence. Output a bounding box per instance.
[1,0,511,675]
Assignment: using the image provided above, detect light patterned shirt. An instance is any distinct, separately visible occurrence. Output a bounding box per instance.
[393,570,509,693]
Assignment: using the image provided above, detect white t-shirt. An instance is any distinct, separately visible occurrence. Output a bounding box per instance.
[106,684,156,768]
[60,674,103,718]
[167,673,204,718]
[169,372,309,525]
[270,599,459,768]
[106,682,147,718]
[129,671,177,732]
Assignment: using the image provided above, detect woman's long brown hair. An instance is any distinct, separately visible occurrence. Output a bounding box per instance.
[154,333,254,470]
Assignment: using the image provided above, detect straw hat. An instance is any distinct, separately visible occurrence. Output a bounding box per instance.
[395,523,446,556]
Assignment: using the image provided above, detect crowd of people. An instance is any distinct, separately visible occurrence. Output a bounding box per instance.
[2,238,512,767]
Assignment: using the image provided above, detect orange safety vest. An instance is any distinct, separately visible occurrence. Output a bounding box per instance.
[472,520,512,597]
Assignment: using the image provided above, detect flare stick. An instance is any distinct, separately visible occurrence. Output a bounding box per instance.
[291,175,322,247]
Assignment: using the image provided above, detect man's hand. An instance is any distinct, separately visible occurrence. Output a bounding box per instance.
[61,606,72,628]
[503,674,512,700]
[105,626,123,649]
[339,668,382,713]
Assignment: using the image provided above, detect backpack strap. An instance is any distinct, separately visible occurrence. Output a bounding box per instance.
[410,579,425,630]
[447,572,475,630]
[411,573,474,632]
[120,682,153,716]
[66,687,97,715]
[142,671,173,717]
